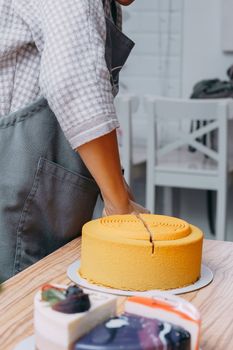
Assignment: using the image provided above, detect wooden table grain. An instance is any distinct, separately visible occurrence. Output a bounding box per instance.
[1,239,233,350]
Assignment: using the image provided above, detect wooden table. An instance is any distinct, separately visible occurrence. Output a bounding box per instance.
[1,239,233,350]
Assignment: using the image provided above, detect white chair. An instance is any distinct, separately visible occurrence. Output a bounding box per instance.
[115,95,146,186]
[145,96,233,241]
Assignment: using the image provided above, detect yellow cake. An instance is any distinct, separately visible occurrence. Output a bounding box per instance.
[79,214,203,291]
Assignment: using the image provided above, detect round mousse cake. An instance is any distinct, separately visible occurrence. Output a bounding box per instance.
[79,214,203,291]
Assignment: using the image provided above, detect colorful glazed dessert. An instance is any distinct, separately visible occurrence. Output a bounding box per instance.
[34,285,117,350]
[73,293,200,349]
[73,314,191,350]
[124,295,201,350]
[80,214,203,291]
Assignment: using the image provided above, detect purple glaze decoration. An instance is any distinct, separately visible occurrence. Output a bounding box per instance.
[73,313,191,350]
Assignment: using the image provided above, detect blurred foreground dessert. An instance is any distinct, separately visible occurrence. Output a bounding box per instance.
[34,285,200,350]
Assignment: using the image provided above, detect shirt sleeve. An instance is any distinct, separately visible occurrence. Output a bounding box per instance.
[38,0,119,148]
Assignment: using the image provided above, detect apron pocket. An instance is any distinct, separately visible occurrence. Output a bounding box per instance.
[14,157,99,273]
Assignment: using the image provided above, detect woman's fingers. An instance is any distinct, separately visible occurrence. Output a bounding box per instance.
[102,200,150,217]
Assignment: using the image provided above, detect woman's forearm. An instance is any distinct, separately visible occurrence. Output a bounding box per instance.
[76,130,130,214]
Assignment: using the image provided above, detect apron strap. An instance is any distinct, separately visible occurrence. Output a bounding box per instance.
[102,0,117,25]
[111,1,117,25]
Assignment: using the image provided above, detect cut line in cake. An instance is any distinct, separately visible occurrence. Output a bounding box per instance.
[137,213,155,254]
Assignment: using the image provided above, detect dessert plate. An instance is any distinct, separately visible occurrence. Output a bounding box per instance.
[13,336,35,350]
[67,260,213,296]
[14,336,202,350]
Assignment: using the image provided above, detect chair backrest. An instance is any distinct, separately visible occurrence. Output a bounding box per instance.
[114,94,139,184]
[147,96,227,121]
[144,96,231,175]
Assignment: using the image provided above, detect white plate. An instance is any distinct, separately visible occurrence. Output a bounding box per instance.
[14,336,35,350]
[14,336,202,350]
[67,260,213,296]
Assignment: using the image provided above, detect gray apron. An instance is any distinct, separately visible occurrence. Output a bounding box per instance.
[0,99,99,281]
[0,6,134,282]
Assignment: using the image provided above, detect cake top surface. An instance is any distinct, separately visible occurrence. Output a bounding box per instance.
[83,214,202,244]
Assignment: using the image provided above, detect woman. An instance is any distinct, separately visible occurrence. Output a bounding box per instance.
[0,0,147,282]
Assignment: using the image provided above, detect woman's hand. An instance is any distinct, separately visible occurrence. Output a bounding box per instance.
[102,199,150,216]
[102,176,150,216]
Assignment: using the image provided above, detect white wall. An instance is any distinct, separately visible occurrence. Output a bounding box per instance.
[121,0,183,98]
[122,0,233,99]
[120,0,184,143]
[182,0,233,97]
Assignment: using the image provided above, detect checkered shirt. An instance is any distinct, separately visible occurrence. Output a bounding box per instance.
[0,0,122,148]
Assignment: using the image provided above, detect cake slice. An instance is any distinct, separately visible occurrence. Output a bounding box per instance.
[124,295,201,350]
[34,285,117,350]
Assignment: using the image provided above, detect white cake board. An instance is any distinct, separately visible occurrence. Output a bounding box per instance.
[13,336,35,350]
[67,260,213,296]
[14,336,202,350]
